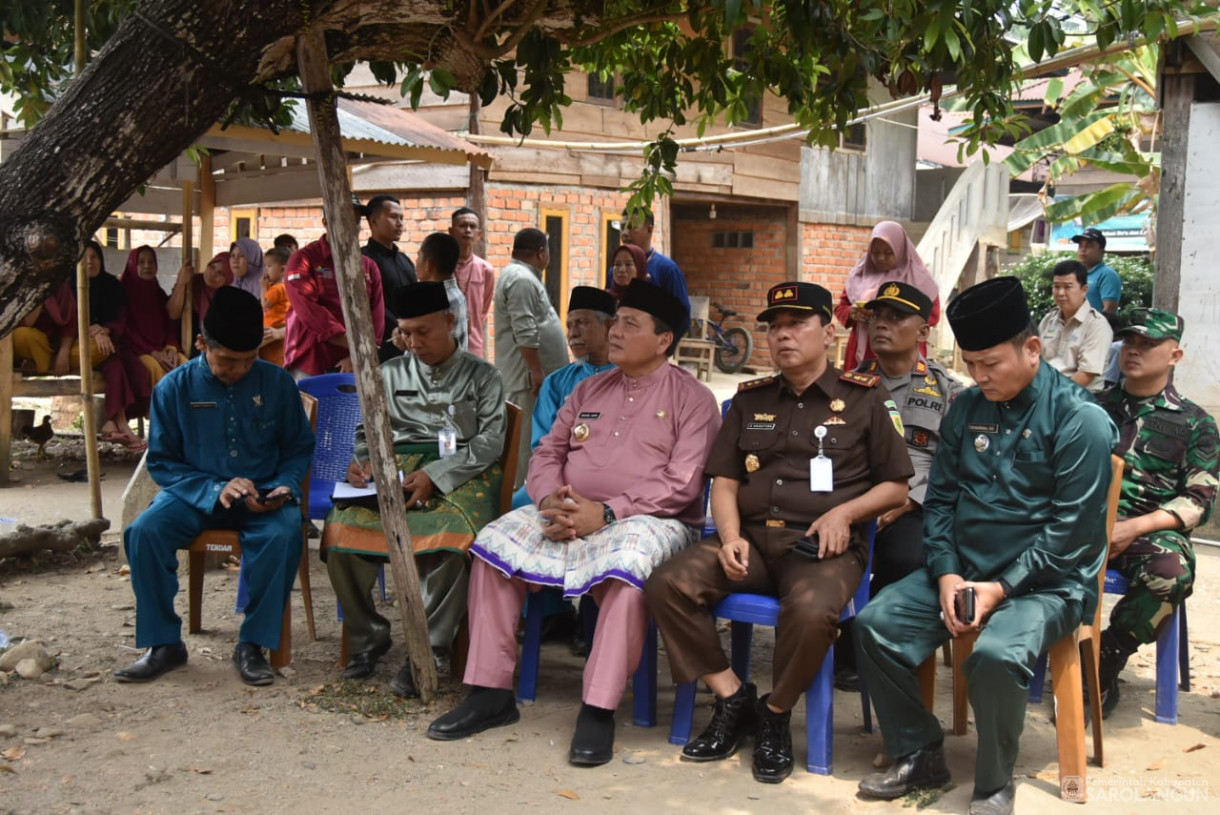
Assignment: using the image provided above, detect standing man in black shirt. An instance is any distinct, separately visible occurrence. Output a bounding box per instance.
[360,194,417,363]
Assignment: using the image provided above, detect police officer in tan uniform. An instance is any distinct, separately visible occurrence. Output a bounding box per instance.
[836,281,962,689]
[645,281,913,784]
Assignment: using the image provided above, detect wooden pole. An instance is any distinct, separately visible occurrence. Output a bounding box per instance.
[74,0,86,72]
[468,95,488,260]
[180,179,194,351]
[0,332,12,485]
[296,29,438,701]
[1154,70,1193,312]
[75,1,102,519]
[199,153,215,263]
[76,254,102,519]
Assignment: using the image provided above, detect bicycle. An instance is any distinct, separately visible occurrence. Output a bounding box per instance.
[701,302,754,374]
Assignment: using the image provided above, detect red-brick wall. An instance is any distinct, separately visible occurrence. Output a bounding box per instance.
[801,223,872,303]
[672,204,790,370]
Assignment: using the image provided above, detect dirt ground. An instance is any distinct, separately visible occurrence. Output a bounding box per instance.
[2,434,1219,815]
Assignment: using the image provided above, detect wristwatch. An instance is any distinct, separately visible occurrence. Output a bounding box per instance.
[602,503,616,526]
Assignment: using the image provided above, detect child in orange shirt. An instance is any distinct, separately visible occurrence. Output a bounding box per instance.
[260,246,291,365]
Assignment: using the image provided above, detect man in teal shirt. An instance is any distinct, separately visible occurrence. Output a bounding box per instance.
[856,277,1117,815]
[118,288,315,687]
[511,286,617,509]
[1072,227,1121,315]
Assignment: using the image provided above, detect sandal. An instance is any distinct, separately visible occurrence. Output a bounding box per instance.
[121,436,148,452]
[99,430,127,443]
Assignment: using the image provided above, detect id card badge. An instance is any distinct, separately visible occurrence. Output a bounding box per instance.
[810,456,834,492]
[810,425,833,492]
[438,427,457,458]
[438,404,458,458]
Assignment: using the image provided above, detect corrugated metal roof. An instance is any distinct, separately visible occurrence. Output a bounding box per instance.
[276,98,492,167]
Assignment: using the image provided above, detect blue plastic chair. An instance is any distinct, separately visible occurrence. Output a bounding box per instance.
[517,590,658,726]
[296,373,364,522]
[668,521,878,775]
[701,399,734,540]
[1028,569,1189,725]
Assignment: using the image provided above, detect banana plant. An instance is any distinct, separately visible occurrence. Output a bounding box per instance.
[1003,45,1161,225]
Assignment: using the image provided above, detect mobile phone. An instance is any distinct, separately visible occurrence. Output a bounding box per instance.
[955,586,977,624]
[255,489,272,504]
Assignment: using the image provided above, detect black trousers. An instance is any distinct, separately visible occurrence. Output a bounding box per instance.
[837,508,925,672]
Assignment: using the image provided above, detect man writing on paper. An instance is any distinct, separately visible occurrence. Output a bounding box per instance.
[321,282,506,697]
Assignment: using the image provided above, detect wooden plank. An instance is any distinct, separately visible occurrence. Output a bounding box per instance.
[297,29,438,702]
[732,175,799,201]
[12,372,104,397]
[733,151,803,183]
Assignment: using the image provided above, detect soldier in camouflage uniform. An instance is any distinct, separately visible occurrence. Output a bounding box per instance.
[1096,307,1219,717]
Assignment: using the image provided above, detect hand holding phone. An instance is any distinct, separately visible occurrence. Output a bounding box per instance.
[955,586,977,626]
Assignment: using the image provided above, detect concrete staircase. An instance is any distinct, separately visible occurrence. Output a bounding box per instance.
[915,161,1010,353]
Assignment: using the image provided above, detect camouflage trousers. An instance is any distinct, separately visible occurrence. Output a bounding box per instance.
[1108,530,1195,645]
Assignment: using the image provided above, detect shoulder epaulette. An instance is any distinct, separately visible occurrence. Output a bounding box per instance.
[914,358,928,375]
[840,371,881,388]
[738,375,777,392]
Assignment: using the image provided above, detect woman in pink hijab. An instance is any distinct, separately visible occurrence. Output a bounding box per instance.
[835,221,941,366]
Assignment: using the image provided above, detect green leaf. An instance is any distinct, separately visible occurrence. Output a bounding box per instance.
[1044,183,1139,223]
[1028,22,1045,63]
[1043,77,1063,106]
[944,28,961,62]
[1062,116,1115,155]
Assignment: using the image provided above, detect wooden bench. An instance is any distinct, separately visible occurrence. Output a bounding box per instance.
[0,332,105,485]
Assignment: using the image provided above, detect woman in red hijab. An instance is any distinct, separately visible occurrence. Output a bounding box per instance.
[120,245,187,388]
[168,251,234,350]
[606,243,650,302]
[835,221,940,367]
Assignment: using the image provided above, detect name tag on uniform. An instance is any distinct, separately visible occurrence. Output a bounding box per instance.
[189,402,217,409]
[579,412,601,420]
[810,456,834,492]
[394,390,419,397]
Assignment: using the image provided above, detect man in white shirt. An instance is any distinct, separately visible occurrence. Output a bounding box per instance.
[1038,259,1112,392]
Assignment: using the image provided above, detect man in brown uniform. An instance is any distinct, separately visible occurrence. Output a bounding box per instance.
[645,282,912,784]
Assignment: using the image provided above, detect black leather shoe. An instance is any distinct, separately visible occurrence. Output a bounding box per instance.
[114,642,188,683]
[341,640,391,680]
[389,661,418,698]
[682,682,757,762]
[569,703,615,766]
[232,642,274,686]
[834,666,862,693]
[427,687,519,740]
[858,744,951,799]
[970,780,1016,815]
[752,694,794,784]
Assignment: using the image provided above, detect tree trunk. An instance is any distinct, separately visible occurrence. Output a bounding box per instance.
[0,0,539,337]
[0,518,110,558]
[297,29,438,701]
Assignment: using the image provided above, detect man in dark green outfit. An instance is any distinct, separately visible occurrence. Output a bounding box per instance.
[856,277,1118,815]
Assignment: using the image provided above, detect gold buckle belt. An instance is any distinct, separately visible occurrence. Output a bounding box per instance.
[765,519,786,528]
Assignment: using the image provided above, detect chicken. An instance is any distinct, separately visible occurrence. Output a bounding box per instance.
[22,416,55,460]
